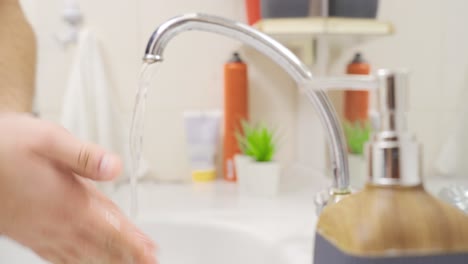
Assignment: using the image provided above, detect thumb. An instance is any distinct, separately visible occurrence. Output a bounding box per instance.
[36,124,123,181]
[73,144,123,181]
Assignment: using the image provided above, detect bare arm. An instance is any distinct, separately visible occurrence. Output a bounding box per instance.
[0,0,36,112]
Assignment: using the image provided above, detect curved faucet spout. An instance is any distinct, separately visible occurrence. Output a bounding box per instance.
[143,13,351,195]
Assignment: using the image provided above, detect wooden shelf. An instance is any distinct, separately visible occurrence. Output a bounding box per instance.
[255,17,394,37]
[251,17,394,66]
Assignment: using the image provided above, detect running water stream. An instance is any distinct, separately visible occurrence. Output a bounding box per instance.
[129,62,159,218]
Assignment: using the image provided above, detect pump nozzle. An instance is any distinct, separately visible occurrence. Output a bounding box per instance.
[367,70,421,186]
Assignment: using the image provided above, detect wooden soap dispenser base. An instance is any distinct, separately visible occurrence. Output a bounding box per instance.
[314,70,468,264]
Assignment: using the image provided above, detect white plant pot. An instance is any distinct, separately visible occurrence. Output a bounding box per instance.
[246,161,281,197]
[348,154,366,188]
[234,154,252,194]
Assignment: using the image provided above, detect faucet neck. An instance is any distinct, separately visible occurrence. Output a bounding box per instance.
[143,13,351,193]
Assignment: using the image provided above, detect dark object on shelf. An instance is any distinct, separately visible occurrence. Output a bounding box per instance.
[329,0,379,18]
[261,0,310,18]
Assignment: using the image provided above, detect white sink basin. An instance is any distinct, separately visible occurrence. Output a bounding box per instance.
[142,219,287,264]
[0,218,288,264]
[0,236,40,263]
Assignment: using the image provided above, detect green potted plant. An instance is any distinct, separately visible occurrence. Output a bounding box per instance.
[343,120,371,155]
[343,120,372,187]
[235,121,280,197]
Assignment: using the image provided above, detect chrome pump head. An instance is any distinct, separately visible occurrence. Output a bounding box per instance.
[367,69,422,186]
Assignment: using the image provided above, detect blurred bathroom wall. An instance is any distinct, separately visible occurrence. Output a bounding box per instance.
[19,0,297,181]
[18,0,468,181]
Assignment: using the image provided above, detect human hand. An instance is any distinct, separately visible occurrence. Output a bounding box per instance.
[0,113,156,263]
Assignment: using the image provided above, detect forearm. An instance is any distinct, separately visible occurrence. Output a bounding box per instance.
[0,0,36,112]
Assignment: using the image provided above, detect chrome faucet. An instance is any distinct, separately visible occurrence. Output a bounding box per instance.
[142,13,377,210]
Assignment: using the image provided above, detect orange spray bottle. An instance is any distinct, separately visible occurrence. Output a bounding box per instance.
[343,53,371,154]
[223,52,248,182]
[344,52,370,123]
[245,0,261,25]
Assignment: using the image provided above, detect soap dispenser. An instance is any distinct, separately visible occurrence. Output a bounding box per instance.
[314,70,468,264]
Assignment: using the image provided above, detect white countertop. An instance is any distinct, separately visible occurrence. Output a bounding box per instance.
[111,179,321,239]
[106,174,466,264]
[108,173,331,264]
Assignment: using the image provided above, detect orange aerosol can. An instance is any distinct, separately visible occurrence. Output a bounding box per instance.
[223,52,248,182]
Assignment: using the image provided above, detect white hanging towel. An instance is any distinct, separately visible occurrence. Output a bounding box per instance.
[61,29,148,183]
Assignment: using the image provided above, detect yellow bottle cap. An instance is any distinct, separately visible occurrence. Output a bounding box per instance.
[192,170,216,182]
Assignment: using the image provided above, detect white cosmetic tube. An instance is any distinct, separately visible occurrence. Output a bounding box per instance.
[183,111,222,182]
